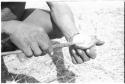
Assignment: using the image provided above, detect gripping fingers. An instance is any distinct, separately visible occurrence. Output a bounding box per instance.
[10,36,33,57]
[69,47,77,64]
[76,49,90,62]
[71,56,77,64]
[30,42,42,56]
[71,49,83,64]
[38,33,51,49]
[22,46,33,57]
[86,47,96,59]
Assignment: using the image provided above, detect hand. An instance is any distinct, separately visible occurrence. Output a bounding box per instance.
[69,33,104,64]
[4,20,52,57]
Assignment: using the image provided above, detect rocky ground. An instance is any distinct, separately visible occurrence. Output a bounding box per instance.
[2,1,124,83]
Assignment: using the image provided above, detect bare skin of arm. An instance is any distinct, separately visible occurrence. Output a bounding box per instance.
[22,2,79,40]
[22,9,63,39]
[2,2,104,63]
[47,2,79,41]
[2,20,52,57]
[1,7,53,57]
[22,2,104,64]
[47,2,104,64]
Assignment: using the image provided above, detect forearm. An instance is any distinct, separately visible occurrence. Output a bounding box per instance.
[47,2,79,42]
[2,21,11,33]
[2,8,17,21]
[23,9,53,34]
[2,20,20,34]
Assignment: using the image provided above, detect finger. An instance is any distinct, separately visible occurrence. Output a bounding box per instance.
[86,47,96,59]
[71,56,77,64]
[69,47,77,64]
[72,49,83,64]
[30,42,42,56]
[38,38,52,55]
[74,43,95,50]
[17,53,28,62]
[10,36,33,57]
[75,38,104,49]
[38,34,51,51]
[23,47,33,57]
[47,47,54,55]
[95,39,105,46]
[76,49,90,62]
[19,42,33,57]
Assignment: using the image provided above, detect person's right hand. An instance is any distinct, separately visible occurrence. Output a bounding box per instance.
[4,20,52,57]
[69,33,104,64]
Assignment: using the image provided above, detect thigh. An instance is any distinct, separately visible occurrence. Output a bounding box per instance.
[1,2,26,20]
[21,9,63,39]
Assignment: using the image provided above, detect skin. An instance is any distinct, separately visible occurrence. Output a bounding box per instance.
[2,21,52,57]
[2,2,104,64]
[47,2,104,64]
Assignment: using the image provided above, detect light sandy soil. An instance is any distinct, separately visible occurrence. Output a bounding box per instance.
[3,1,124,83]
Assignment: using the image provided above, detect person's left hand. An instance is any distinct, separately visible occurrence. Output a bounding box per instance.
[69,33,104,64]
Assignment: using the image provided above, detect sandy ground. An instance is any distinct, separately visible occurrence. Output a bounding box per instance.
[3,1,124,83]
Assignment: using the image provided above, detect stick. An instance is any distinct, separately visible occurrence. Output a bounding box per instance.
[1,42,96,56]
[1,43,74,56]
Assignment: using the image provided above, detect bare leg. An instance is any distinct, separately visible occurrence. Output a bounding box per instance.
[21,9,63,39]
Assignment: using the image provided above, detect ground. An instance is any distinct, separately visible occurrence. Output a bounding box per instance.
[3,1,124,83]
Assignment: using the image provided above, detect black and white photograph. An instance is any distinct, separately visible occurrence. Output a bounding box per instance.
[1,0,124,83]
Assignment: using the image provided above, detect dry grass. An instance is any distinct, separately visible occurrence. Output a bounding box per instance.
[2,1,124,83]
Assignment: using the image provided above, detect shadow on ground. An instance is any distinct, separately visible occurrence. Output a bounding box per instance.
[1,41,76,83]
[50,42,76,83]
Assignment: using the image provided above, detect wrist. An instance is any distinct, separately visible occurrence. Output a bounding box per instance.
[65,32,80,42]
[2,20,20,34]
[2,21,11,33]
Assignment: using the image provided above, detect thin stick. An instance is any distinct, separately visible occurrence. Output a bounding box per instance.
[1,42,95,56]
[2,50,22,56]
[1,43,74,56]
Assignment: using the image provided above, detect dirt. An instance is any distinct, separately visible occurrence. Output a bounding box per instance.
[2,1,124,83]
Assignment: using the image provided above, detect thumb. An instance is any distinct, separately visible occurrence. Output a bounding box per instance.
[80,37,105,49]
[95,39,105,46]
[85,37,105,49]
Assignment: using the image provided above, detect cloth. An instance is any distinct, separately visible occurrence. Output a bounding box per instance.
[1,2,26,19]
[1,1,50,19]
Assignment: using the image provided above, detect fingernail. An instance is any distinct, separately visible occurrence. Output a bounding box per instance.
[96,41,105,46]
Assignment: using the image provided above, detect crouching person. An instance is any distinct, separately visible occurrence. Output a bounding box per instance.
[1,2,104,64]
